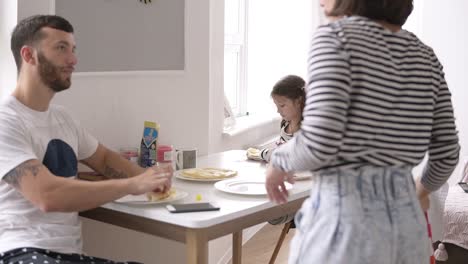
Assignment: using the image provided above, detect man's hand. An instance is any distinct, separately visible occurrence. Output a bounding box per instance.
[265,164,294,204]
[128,163,173,195]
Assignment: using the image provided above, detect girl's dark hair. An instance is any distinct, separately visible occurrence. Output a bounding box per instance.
[329,0,413,26]
[11,15,74,72]
[271,75,306,110]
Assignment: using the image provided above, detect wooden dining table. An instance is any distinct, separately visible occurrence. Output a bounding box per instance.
[80,150,314,264]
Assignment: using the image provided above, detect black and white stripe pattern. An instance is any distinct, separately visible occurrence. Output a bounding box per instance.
[260,120,294,162]
[270,16,459,191]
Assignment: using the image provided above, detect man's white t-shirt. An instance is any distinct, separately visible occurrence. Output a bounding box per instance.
[0,96,98,254]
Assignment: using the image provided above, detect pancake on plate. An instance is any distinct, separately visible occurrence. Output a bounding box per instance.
[181,167,237,180]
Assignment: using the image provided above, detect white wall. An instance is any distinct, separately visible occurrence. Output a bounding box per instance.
[54,4,211,156]
[0,0,18,99]
[417,0,468,185]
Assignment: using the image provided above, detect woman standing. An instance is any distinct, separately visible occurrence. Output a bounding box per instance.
[265,0,460,263]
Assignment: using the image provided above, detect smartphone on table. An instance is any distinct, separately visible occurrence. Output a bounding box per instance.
[458,182,468,193]
[166,202,220,213]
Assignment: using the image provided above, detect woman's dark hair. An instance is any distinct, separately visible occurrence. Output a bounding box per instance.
[329,0,413,26]
[271,75,306,111]
[11,15,74,72]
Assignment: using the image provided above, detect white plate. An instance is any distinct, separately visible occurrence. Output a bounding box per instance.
[294,171,314,181]
[214,179,292,196]
[175,170,237,182]
[246,155,263,162]
[114,188,188,205]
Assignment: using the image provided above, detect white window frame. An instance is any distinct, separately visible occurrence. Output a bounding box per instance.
[224,0,248,117]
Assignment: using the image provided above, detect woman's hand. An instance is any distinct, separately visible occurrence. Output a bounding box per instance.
[265,164,294,204]
[419,195,430,212]
[415,177,431,212]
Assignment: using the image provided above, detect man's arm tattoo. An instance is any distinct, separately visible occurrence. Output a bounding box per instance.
[103,165,129,179]
[3,161,41,189]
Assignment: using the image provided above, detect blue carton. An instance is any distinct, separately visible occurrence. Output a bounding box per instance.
[139,121,159,168]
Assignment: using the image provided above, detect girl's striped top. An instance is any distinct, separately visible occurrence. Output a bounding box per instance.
[260,120,294,162]
[270,16,460,191]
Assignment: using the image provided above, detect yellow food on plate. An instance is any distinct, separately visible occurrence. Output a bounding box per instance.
[146,188,176,202]
[246,148,262,160]
[181,168,237,179]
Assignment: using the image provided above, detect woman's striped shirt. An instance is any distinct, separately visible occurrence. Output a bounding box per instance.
[270,16,460,191]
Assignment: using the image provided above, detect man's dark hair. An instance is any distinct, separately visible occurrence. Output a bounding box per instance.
[11,15,74,72]
[329,0,413,26]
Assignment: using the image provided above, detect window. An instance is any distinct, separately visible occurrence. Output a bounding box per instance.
[224,0,317,119]
[224,0,247,116]
[224,0,424,121]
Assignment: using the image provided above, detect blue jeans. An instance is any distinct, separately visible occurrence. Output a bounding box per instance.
[289,167,430,264]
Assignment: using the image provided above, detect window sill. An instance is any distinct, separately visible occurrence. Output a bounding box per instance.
[223,114,281,137]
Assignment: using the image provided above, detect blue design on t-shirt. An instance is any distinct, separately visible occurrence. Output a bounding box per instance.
[43,139,78,177]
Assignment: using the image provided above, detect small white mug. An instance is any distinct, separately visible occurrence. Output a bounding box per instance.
[175,148,197,170]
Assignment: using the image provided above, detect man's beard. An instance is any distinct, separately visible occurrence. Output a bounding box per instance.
[37,52,72,92]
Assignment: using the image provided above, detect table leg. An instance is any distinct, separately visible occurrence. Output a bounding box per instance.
[232,231,243,264]
[186,229,208,264]
[269,221,292,264]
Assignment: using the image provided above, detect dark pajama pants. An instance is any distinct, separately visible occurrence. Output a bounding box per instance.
[0,247,142,264]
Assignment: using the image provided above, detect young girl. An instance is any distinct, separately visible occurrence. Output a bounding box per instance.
[248,75,306,163]
[247,75,306,227]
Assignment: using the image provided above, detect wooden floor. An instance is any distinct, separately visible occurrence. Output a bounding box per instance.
[228,223,295,264]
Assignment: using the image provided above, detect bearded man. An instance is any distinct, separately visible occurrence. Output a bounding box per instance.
[0,15,173,264]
